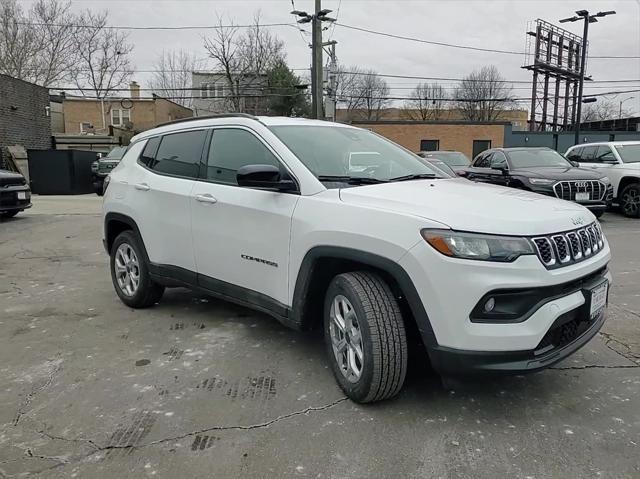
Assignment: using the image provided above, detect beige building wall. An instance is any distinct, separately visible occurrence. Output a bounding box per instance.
[353,122,506,159]
[62,98,192,134]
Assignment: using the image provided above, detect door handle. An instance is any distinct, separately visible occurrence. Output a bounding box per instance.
[195,193,218,204]
[134,183,150,191]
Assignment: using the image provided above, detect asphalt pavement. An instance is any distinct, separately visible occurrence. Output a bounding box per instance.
[0,195,638,478]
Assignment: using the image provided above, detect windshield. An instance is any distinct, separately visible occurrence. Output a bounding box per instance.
[105,146,127,159]
[422,152,470,167]
[507,149,571,168]
[615,144,640,164]
[269,125,445,185]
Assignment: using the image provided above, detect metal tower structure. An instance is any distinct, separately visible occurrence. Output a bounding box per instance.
[523,19,585,132]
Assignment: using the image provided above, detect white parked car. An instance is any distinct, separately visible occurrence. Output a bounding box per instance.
[566,141,640,217]
[102,114,612,403]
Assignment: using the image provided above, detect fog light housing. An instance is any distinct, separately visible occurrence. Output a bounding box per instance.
[484,297,496,313]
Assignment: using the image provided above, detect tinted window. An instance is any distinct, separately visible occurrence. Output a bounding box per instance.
[207,129,280,185]
[566,147,582,161]
[580,146,598,161]
[150,130,206,178]
[474,152,492,168]
[490,151,508,168]
[139,136,161,167]
[595,146,616,163]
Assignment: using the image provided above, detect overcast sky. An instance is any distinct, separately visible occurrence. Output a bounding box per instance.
[28,0,640,114]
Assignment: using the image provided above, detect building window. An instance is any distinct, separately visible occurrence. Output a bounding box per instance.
[111,108,131,127]
[201,82,209,99]
[79,122,93,133]
[472,140,492,159]
[420,139,440,151]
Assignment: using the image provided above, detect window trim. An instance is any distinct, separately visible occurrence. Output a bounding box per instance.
[419,139,440,151]
[79,121,92,133]
[111,108,131,127]
[199,125,301,194]
[135,128,209,181]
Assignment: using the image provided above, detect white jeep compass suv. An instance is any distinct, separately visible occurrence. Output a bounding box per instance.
[102,114,612,403]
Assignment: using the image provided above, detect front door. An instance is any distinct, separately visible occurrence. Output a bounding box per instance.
[191,127,299,308]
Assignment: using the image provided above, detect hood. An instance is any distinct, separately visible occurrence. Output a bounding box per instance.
[513,166,605,180]
[339,178,592,236]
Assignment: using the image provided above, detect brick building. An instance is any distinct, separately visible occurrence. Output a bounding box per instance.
[192,72,269,117]
[352,120,510,159]
[57,82,192,135]
[0,74,52,168]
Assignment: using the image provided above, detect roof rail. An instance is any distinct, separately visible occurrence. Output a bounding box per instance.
[156,113,258,128]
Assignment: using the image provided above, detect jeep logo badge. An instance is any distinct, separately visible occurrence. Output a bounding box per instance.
[571,216,585,226]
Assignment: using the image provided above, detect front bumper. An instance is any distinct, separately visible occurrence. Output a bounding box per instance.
[399,237,611,360]
[0,185,31,212]
[428,275,608,375]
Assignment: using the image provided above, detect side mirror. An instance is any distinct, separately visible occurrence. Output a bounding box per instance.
[236,164,297,192]
[491,163,509,175]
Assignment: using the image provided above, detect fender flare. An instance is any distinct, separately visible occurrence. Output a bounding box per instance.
[290,245,438,348]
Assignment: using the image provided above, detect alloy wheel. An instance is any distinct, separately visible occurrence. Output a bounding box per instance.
[622,189,639,216]
[114,243,140,297]
[329,295,364,383]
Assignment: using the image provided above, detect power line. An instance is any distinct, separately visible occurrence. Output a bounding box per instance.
[334,22,640,60]
[16,21,295,31]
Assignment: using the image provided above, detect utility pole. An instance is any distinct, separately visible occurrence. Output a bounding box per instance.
[291,4,335,119]
[323,40,338,121]
[560,9,616,145]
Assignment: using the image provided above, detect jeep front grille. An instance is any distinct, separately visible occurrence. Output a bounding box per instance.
[553,180,606,202]
[532,222,604,269]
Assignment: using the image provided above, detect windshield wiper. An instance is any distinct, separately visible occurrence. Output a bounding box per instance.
[317,175,388,185]
[388,173,437,182]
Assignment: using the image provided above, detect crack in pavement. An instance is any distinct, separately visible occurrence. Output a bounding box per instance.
[106,396,350,450]
[13,360,62,427]
[598,332,640,365]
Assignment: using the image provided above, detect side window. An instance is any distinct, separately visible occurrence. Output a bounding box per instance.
[206,129,281,185]
[490,151,508,169]
[580,146,598,162]
[474,152,492,168]
[139,136,161,168]
[566,147,582,161]
[595,146,615,163]
[149,130,206,178]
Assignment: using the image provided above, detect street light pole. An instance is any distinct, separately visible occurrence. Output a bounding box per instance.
[560,9,616,145]
[619,97,634,119]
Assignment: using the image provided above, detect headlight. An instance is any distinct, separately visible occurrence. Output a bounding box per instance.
[529,178,555,185]
[421,229,535,262]
[601,176,610,183]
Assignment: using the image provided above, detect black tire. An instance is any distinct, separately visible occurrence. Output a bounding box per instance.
[592,209,605,219]
[0,210,19,219]
[324,271,408,403]
[110,230,164,308]
[620,183,640,218]
[95,189,104,197]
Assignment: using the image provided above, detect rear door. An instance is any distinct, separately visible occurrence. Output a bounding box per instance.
[191,127,299,308]
[131,130,207,272]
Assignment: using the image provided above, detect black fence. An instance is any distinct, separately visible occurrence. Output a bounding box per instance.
[27,149,97,195]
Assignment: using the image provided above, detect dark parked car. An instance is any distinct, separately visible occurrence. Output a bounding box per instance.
[417,151,471,174]
[0,168,31,218]
[463,147,613,218]
[91,146,126,195]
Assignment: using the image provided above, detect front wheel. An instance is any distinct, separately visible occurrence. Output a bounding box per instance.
[592,209,605,219]
[620,184,640,218]
[110,231,164,308]
[0,210,19,219]
[324,272,408,403]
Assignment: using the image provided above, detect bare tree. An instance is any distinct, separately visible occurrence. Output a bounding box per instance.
[454,65,515,121]
[203,12,284,112]
[402,82,447,120]
[582,99,631,122]
[72,10,133,99]
[149,49,199,108]
[0,0,78,86]
[335,66,390,120]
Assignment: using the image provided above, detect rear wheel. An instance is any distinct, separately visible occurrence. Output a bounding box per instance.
[620,184,640,218]
[324,272,408,403]
[110,231,164,308]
